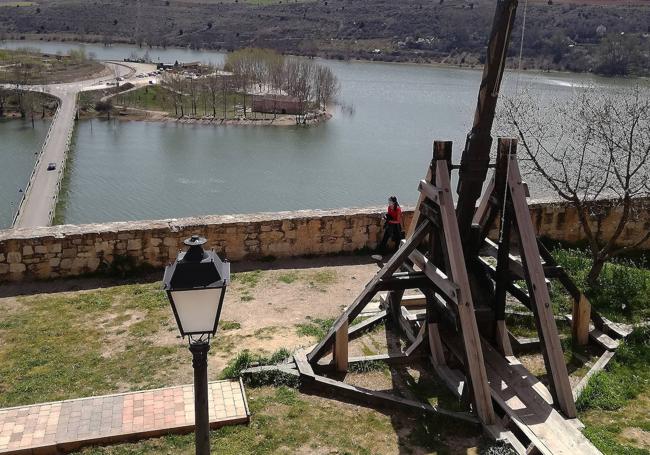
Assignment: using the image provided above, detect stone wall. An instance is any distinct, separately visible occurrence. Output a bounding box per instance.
[1,199,649,283]
[0,208,412,282]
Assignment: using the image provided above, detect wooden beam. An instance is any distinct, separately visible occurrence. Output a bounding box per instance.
[572,351,615,400]
[428,322,446,365]
[387,290,405,328]
[506,143,577,419]
[408,249,459,303]
[471,178,496,228]
[334,320,349,372]
[310,374,480,424]
[418,180,443,203]
[307,220,431,363]
[496,320,514,356]
[407,141,449,238]
[405,323,427,356]
[348,311,386,340]
[494,187,514,356]
[436,157,496,425]
[572,294,591,346]
[315,352,423,372]
[294,349,315,380]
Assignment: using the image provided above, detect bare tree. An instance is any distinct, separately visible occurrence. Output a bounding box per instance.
[313,65,339,110]
[161,72,186,117]
[499,86,650,285]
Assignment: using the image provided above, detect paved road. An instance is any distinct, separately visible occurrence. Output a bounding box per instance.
[10,61,156,229]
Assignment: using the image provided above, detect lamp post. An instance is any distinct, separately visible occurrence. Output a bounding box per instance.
[163,235,230,455]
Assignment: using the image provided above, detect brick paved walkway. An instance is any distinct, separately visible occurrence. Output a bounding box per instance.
[0,379,249,454]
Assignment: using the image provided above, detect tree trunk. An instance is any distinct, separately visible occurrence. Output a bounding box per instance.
[587,256,606,287]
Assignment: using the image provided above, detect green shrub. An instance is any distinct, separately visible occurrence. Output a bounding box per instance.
[295,318,334,340]
[553,249,650,321]
[577,326,650,411]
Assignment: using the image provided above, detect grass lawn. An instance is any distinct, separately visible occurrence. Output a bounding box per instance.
[0,48,105,85]
[0,253,647,453]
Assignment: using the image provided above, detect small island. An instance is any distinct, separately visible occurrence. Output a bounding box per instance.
[83,48,340,126]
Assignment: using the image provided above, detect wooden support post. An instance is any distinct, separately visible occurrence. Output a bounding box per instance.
[493,140,514,356]
[505,138,577,419]
[435,153,496,425]
[407,141,451,238]
[572,294,591,346]
[426,291,446,365]
[334,320,349,372]
[387,290,405,331]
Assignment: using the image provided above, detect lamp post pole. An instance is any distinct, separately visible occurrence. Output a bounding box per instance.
[163,235,230,455]
[189,341,211,455]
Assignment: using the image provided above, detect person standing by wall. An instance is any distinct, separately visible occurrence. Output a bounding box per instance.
[375,196,403,257]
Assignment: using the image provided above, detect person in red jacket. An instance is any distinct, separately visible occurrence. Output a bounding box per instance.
[376,196,403,254]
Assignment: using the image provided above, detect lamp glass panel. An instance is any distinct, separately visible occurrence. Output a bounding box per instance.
[171,288,221,334]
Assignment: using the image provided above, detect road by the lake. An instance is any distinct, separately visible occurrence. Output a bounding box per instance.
[9,61,156,229]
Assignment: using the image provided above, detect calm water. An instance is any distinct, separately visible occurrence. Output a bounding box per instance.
[0,119,50,228]
[1,40,641,225]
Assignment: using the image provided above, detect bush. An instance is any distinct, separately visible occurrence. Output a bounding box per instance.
[577,326,650,411]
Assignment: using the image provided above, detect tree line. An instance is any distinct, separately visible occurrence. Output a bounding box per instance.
[160,48,339,122]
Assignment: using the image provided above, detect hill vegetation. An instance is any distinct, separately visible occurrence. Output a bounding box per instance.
[0,0,649,75]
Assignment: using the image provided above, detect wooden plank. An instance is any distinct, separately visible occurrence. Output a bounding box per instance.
[315,352,421,371]
[600,317,633,338]
[376,273,432,291]
[590,328,620,351]
[496,320,514,356]
[349,353,416,364]
[436,158,495,425]
[240,365,300,377]
[572,351,615,401]
[400,294,427,308]
[494,196,514,356]
[572,294,591,346]
[407,142,445,238]
[418,180,443,203]
[405,323,427,356]
[334,320,349,372]
[507,152,577,419]
[388,290,405,328]
[348,310,387,339]
[471,178,496,228]
[482,239,551,288]
[311,374,480,424]
[565,315,621,351]
[294,349,315,380]
[428,322,446,366]
[409,249,459,303]
[307,220,431,363]
[444,331,600,455]
[399,308,418,343]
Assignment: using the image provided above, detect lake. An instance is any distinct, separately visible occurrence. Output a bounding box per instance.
[0,119,50,228]
[0,40,641,226]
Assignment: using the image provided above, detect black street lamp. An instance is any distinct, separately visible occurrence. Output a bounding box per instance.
[163,235,230,455]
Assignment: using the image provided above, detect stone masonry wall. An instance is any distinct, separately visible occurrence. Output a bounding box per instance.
[1,199,649,283]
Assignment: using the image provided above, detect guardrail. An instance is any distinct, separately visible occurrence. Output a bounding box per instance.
[11,95,62,227]
[48,92,77,225]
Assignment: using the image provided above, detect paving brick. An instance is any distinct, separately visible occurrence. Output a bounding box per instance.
[0,380,249,454]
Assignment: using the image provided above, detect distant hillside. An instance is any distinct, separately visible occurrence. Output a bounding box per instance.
[1,0,649,75]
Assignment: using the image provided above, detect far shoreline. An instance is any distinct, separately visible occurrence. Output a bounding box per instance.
[2,36,643,81]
